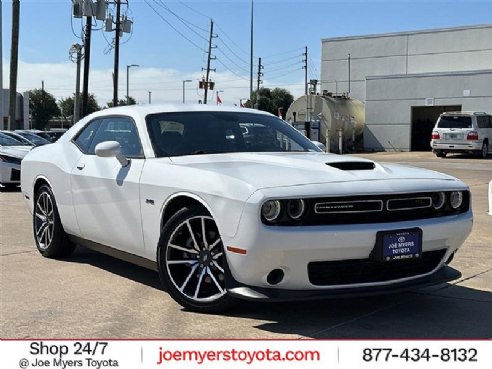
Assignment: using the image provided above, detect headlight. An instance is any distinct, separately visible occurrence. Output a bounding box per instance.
[431,192,446,210]
[261,200,281,222]
[450,191,463,209]
[287,199,305,219]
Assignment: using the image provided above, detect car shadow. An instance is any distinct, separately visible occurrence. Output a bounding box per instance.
[65,246,492,338]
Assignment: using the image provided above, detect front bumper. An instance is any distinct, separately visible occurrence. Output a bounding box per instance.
[227,265,461,301]
[222,209,473,294]
[0,164,21,184]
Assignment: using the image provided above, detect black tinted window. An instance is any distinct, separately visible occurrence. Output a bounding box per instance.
[87,117,143,157]
[437,116,472,129]
[477,116,492,128]
[146,111,318,157]
[73,119,101,152]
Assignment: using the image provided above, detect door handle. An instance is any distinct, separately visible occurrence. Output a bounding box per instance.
[76,163,85,170]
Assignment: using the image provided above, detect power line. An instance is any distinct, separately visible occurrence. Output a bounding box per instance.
[153,0,209,41]
[144,0,207,52]
[215,48,250,74]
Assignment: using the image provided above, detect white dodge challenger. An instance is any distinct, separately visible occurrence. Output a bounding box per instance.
[21,105,473,312]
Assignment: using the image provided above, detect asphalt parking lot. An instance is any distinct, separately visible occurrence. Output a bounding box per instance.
[1,152,491,339]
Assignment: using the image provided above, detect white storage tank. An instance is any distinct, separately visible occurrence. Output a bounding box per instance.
[285,93,365,152]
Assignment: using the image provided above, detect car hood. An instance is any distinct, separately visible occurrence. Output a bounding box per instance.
[0,146,31,158]
[167,152,458,190]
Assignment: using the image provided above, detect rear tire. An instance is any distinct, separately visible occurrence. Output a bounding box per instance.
[479,142,488,159]
[33,185,76,258]
[157,206,236,313]
[435,150,446,158]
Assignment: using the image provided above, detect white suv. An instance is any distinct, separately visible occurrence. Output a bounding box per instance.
[430,111,492,159]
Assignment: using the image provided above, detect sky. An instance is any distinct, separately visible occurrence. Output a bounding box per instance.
[1,0,492,107]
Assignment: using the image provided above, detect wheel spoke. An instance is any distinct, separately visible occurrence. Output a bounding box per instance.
[206,266,224,293]
[193,267,207,299]
[186,220,200,251]
[36,222,47,237]
[179,264,199,292]
[43,225,49,246]
[168,243,198,255]
[36,201,46,216]
[201,217,208,249]
[35,212,45,221]
[167,260,199,265]
[212,260,224,273]
[212,251,223,260]
[208,238,221,251]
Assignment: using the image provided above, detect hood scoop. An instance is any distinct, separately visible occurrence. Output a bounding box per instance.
[327,161,376,171]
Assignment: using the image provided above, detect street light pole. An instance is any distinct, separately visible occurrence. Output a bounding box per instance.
[182,80,192,104]
[148,91,152,104]
[126,64,139,105]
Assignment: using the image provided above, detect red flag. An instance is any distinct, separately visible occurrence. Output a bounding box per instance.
[216,94,222,105]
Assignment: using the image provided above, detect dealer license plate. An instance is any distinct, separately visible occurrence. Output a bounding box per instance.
[376,229,422,262]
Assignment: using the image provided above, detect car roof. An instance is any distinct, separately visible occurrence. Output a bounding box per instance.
[87,104,274,120]
[440,111,490,116]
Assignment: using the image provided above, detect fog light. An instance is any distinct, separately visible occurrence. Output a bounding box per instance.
[287,199,305,219]
[432,192,446,210]
[266,269,285,285]
[262,200,281,222]
[450,191,463,209]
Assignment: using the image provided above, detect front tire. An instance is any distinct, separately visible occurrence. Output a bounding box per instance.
[33,185,76,258]
[157,206,236,312]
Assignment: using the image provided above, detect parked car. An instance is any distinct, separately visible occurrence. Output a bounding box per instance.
[430,111,492,158]
[0,133,31,188]
[14,130,52,146]
[21,105,473,312]
[45,129,67,142]
[1,130,36,146]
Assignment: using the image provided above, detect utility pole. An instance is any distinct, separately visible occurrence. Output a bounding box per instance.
[250,0,254,102]
[81,16,92,117]
[302,46,308,96]
[348,53,351,96]
[8,0,20,130]
[113,0,122,107]
[203,19,216,104]
[255,57,263,109]
[69,43,83,124]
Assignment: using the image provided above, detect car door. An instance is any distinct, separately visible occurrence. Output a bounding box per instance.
[70,115,145,255]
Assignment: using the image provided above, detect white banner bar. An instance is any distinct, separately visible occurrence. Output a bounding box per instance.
[1,340,490,369]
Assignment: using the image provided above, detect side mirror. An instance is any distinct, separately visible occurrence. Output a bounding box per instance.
[95,141,129,167]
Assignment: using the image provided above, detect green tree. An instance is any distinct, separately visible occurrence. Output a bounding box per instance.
[28,89,61,130]
[59,94,101,123]
[244,87,293,116]
[106,96,136,108]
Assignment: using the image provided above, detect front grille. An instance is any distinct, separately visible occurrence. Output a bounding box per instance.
[308,249,446,286]
[315,200,383,214]
[277,192,468,226]
[10,169,20,181]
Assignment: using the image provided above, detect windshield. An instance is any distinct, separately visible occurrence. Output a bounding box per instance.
[437,116,472,129]
[0,133,26,146]
[17,132,51,145]
[146,111,320,157]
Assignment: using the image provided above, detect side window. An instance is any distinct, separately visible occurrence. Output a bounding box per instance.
[87,117,143,158]
[488,116,492,129]
[477,116,487,129]
[72,119,102,153]
[151,120,185,156]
